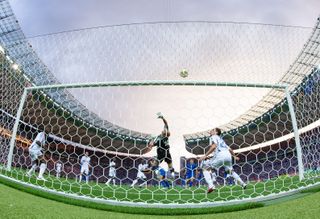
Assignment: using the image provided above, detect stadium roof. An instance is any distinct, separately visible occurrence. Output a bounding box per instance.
[0,0,152,141]
[184,16,320,140]
[1,0,319,153]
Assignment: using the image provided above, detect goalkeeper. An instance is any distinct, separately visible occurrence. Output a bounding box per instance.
[148,113,175,174]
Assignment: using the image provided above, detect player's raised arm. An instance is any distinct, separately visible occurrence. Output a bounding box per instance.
[157,112,169,131]
[159,117,170,137]
[161,117,169,131]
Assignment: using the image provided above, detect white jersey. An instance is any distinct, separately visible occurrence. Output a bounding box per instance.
[80,156,91,168]
[201,135,233,171]
[109,161,116,177]
[138,163,148,172]
[29,132,46,151]
[56,163,62,172]
[137,163,148,179]
[209,135,230,155]
[109,161,116,171]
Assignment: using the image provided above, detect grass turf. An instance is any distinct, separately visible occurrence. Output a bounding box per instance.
[1,166,320,204]
[1,182,320,219]
[0,174,263,215]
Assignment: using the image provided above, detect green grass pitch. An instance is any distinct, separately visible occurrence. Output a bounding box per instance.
[1,166,320,205]
[1,181,320,219]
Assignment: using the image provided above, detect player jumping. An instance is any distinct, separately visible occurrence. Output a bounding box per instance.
[148,113,174,175]
[199,128,247,193]
[26,130,48,181]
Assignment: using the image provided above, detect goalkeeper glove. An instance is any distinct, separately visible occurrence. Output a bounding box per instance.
[156,112,164,119]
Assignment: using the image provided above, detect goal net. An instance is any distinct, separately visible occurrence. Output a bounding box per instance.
[0,77,319,205]
[0,18,320,207]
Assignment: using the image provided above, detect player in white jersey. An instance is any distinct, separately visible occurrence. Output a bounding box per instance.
[55,162,62,178]
[200,128,246,193]
[105,158,116,185]
[79,151,91,183]
[131,161,149,187]
[26,131,48,181]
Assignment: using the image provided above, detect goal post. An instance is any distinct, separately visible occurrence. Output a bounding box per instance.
[2,80,313,206]
[6,89,28,171]
[285,86,304,181]
[1,15,319,209]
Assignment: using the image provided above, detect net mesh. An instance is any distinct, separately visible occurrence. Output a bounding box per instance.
[0,78,319,204]
[0,15,320,206]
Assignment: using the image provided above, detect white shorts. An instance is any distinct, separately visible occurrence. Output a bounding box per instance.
[80,166,89,175]
[137,171,146,179]
[29,148,43,161]
[109,169,116,177]
[201,151,233,172]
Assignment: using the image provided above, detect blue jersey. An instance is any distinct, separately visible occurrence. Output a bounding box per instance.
[155,167,166,178]
[154,167,170,188]
[186,163,197,178]
[197,169,203,180]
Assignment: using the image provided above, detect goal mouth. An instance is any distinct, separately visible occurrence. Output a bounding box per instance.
[0,0,320,210]
[1,77,319,208]
[1,33,320,208]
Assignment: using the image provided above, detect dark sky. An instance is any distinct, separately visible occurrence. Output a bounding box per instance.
[9,0,320,37]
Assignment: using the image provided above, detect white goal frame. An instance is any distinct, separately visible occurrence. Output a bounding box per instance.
[6,80,304,182]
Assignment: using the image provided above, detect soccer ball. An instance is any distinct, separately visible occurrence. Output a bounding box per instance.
[180,69,188,78]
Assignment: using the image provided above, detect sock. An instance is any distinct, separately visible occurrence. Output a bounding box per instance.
[38,163,46,178]
[27,164,37,175]
[112,179,115,185]
[231,171,245,186]
[203,170,214,189]
[139,181,147,187]
[131,179,138,187]
[106,178,111,184]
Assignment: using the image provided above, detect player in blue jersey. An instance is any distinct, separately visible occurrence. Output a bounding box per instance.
[150,159,170,189]
[196,168,204,187]
[185,158,198,187]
